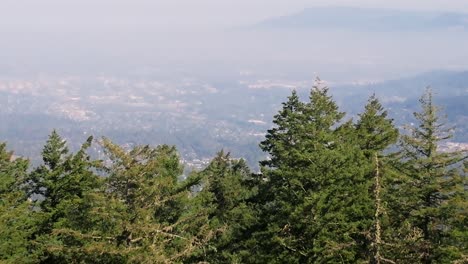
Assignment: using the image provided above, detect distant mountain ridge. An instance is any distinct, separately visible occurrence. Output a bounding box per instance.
[360,70,468,97]
[256,7,468,31]
[331,70,468,142]
[333,70,468,104]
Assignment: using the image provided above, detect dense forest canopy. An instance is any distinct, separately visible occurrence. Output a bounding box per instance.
[0,82,466,263]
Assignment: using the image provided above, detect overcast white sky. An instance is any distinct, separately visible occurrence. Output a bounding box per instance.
[2,0,468,31]
[1,0,467,79]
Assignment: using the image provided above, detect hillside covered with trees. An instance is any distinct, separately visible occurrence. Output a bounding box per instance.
[1,81,466,263]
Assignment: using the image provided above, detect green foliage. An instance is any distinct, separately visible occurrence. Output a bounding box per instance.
[355,95,399,264]
[96,138,213,263]
[0,143,40,263]
[0,85,466,263]
[187,151,258,263]
[256,80,376,263]
[41,129,69,171]
[355,94,399,155]
[26,131,115,263]
[389,88,468,263]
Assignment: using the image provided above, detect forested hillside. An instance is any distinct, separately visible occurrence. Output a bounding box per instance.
[1,82,466,263]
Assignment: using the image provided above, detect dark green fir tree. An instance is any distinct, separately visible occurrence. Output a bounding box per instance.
[391,88,467,263]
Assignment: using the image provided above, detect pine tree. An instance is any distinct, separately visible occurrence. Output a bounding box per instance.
[355,95,399,264]
[28,132,106,263]
[256,88,315,263]
[393,88,467,263]
[260,89,305,169]
[355,94,399,156]
[187,151,257,263]
[41,129,69,171]
[95,138,213,263]
[30,132,99,213]
[257,79,373,263]
[0,143,40,263]
[28,130,70,210]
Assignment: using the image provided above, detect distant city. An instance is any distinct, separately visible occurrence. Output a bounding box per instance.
[2,70,467,169]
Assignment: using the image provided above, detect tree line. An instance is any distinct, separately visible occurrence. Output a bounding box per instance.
[1,81,466,263]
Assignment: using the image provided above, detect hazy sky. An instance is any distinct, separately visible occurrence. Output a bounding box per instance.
[1,0,468,80]
[2,0,468,31]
